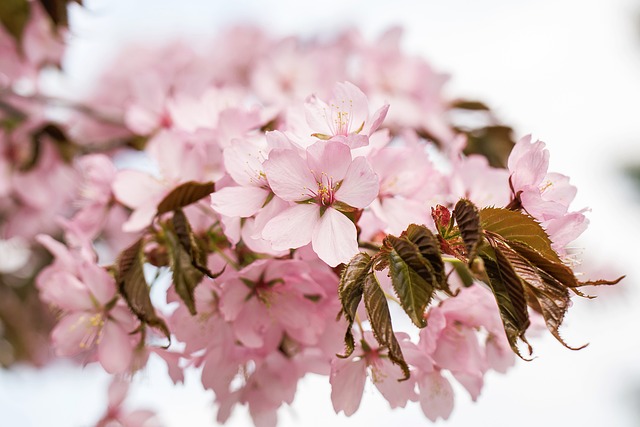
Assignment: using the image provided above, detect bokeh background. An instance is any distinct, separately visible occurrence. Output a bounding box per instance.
[2,0,640,425]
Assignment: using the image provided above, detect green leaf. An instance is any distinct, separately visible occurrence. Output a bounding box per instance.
[481,235,531,358]
[363,272,409,380]
[480,207,560,263]
[156,181,215,216]
[116,239,170,340]
[338,252,372,358]
[453,199,481,264]
[0,0,30,44]
[382,235,436,328]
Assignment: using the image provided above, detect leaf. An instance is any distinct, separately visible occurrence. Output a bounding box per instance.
[450,99,490,111]
[338,252,372,358]
[165,226,205,316]
[402,224,447,290]
[363,272,409,380]
[481,235,531,358]
[508,240,578,288]
[453,199,481,264]
[156,181,215,216]
[461,125,515,169]
[492,236,578,350]
[0,0,30,44]
[172,209,217,278]
[480,207,560,263]
[37,0,81,28]
[382,235,437,328]
[116,239,170,340]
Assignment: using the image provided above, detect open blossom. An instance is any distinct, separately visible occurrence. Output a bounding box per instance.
[508,135,588,252]
[262,140,378,266]
[35,235,138,374]
[218,259,331,348]
[364,134,444,235]
[330,332,416,415]
[289,81,389,149]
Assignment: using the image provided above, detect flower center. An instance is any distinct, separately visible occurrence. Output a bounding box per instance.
[305,172,339,206]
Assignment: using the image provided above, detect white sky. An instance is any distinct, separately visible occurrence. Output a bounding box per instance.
[2,0,640,426]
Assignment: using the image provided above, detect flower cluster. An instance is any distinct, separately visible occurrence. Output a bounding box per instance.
[0,7,621,427]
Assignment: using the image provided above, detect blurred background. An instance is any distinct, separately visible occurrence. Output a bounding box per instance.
[2,0,640,425]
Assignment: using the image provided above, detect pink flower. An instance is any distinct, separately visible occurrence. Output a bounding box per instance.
[330,332,416,415]
[210,137,272,218]
[365,136,443,235]
[508,135,588,252]
[291,81,389,149]
[36,235,138,374]
[262,140,378,266]
[218,259,330,349]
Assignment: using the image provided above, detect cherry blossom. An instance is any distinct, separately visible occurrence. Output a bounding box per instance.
[262,139,379,266]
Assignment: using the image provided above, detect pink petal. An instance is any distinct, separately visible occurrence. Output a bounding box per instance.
[336,156,379,208]
[125,104,161,135]
[263,149,317,202]
[98,321,133,374]
[311,208,358,267]
[418,371,454,422]
[508,136,549,190]
[121,410,159,427]
[211,186,270,218]
[365,104,390,135]
[35,234,76,271]
[232,299,270,348]
[262,204,318,250]
[122,203,158,233]
[333,81,369,131]
[372,357,416,408]
[51,312,95,356]
[40,271,93,311]
[107,378,130,409]
[219,278,252,321]
[223,139,268,187]
[452,371,483,401]
[112,170,165,209]
[306,140,351,182]
[304,95,334,136]
[79,262,117,306]
[338,133,369,149]
[329,357,367,416]
[379,197,428,235]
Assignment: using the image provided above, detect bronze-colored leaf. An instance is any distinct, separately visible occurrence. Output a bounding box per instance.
[172,209,217,278]
[480,207,560,263]
[453,199,481,265]
[382,235,436,328]
[156,181,215,216]
[492,236,578,350]
[450,99,491,111]
[165,226,204,316]
[0,0,30,44]
[460,125,515,169]
[37,0,79,28]
[363,272,409,380]
[116,239,170,339]
[482,235,531,358]
[402,224,448,291]
[338,252,372,358]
